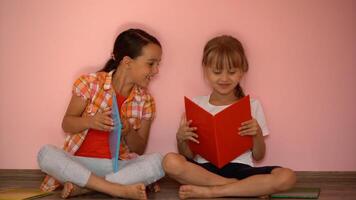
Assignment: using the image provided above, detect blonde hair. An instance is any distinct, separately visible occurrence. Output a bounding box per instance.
[202,35,249,98]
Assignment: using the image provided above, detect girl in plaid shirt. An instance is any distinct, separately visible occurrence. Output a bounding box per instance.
[37,29,164,199]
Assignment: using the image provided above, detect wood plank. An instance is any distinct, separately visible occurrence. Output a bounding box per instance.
[0,170,355,199]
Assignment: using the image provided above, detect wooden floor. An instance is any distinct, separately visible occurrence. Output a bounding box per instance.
[0,170,356,199]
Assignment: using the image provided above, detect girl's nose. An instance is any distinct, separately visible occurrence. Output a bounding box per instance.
[220,72,229,80]
[152,65,159,75]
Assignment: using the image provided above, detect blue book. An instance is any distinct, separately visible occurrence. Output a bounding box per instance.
[109,94,122,173]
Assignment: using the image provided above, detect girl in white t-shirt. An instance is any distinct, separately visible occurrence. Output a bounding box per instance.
[162,35,296,199]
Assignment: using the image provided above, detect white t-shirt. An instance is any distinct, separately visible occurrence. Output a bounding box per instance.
[192,95,269,167]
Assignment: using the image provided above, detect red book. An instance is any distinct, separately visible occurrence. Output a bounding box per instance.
[184,95,253,168]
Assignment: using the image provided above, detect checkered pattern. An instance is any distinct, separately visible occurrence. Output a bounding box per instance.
[40,70,155,191]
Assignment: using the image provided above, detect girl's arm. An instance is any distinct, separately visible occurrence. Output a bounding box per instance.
[62,95,114,134]
[177,138,194,159]
[239,118,266,161]
[123,119,151,155]
[176,115,198,159]
[251,130,266,161]
[123,95,157,155]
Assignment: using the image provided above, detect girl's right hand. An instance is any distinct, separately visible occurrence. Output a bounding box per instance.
[87,109,114,132]
[176,114,199,144]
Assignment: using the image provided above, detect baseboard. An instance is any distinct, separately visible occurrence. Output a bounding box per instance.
[1,169,356,180]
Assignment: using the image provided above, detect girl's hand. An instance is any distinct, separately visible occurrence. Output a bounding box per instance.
[176,114,199,144]
[239,118,262,137]
[88,108,114,132]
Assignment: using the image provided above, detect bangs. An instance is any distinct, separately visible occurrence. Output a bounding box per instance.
[202,35,249,73]
[204,46,244,72]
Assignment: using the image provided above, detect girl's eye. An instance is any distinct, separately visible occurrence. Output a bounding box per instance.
[212,68,222,74]
[148,63,154,66]
[228,71,237,75]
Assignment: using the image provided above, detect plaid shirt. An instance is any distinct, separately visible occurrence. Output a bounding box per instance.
[40,70,156,191]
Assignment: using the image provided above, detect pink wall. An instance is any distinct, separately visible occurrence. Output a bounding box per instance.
[1,0,355,171]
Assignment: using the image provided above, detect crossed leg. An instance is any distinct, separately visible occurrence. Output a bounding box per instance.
[162,153,296,199]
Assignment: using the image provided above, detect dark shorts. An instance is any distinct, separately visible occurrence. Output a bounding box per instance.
[188,159,280,180]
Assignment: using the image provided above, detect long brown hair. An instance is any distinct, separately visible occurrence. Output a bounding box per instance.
[202,35,249,99]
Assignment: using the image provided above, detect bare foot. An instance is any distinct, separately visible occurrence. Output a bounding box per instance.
[147,182,160,193]
[153,183,160,193]
[61,182,91,198]
[110,183,147,200]
[179,185,215,199]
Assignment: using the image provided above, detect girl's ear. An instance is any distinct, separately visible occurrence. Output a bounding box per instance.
[122,56,133,68]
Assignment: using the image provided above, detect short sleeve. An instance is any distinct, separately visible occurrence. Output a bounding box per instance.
[72,75,91,101]
[142,95,156,120]
[251,99,269,136]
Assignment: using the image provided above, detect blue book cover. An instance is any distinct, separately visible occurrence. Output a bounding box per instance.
[109,94,122,173]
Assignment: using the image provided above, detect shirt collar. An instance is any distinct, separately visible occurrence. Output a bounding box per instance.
[128,85,145,103]
[103,70,114,91]
[105,70,146,103]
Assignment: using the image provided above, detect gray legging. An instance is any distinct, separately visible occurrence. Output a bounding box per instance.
[37,144,165,187]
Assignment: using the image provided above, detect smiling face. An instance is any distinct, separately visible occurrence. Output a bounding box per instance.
[128,43,162,88]
[205,65,243,97]
[202,35,249,101]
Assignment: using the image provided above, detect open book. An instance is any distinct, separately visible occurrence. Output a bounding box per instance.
[109,94,122,173]
[184,95,252,168]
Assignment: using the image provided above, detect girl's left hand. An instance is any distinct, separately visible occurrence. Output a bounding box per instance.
[239,118,262,137]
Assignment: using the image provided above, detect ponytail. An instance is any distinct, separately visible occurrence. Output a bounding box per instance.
[234,84,245,99]
[101,58,119,72]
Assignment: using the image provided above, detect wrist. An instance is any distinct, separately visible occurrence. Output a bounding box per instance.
[84,116,92,129]
[253,130,263,141]
[176,136,185,144]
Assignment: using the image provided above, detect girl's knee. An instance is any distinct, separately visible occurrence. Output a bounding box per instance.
[162,152,186,175]
[272,168,297,191]
[37,144,57,167]
[145,153,164,173]
[37,144,68,174]
[147,153,163,164]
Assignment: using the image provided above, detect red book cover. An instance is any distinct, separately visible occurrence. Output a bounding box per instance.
[184,95,253,168]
